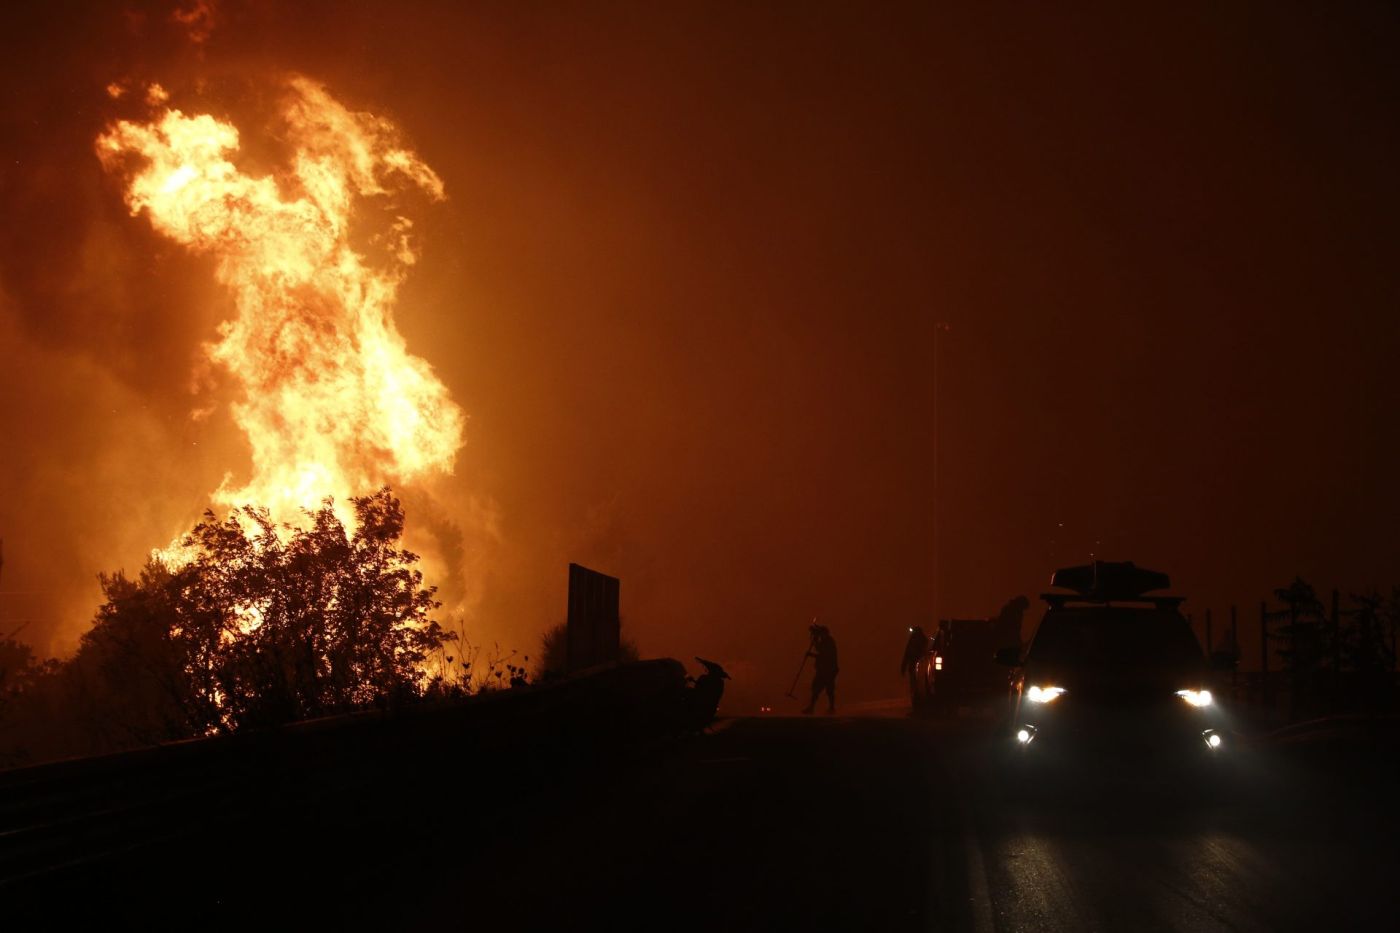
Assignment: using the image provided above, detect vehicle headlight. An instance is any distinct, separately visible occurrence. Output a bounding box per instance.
[1025,685,1066,704]
[1176,688,1213,708]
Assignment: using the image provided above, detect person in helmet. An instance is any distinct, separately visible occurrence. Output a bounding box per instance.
[900,625,928,698]
[802,624,839,715]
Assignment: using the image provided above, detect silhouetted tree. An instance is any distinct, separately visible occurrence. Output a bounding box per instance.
[0,636,41,722]
[1344,591,1397,710]
[1273,577,1328,671]
[75,560,213,743]
[76,488,453,736]
[0,636,36,693]
[0,637,63,765]
[1344,592,1394,672]
[1386,586,1400,674]
[1274,577,1328,717]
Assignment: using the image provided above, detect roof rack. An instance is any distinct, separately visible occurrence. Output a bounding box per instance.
[1041,560,1183,608]
[1040,593,1185,611]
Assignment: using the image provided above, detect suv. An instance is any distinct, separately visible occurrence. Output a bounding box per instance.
[1002,561,1226,760]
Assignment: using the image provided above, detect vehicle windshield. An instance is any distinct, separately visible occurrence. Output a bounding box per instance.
[1027,607,1203,670]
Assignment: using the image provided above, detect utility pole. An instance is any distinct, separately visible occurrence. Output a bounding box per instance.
[932,321,950,627]
[1204,608,1213,657]
[1330,588,1340,667]
[1260,601,1269,705]
[1230,604,1239,691]
[1288,600,1300,721]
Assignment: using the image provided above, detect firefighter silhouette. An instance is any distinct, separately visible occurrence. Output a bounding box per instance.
[803,624,839,714]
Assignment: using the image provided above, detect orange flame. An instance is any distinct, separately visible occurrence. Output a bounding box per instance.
[97,78,464,537]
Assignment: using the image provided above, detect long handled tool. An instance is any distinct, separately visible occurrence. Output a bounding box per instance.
[785,617,818,698]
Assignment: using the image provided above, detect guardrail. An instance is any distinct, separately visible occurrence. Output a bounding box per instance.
[0,658,689,918]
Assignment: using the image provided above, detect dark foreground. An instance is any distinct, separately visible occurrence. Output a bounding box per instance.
[7,708,1400,930]
[441,712,1400,932]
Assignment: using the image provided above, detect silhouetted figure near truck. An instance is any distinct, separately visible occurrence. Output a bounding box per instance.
[994,596,1030,654]
[803,624,839,714]
[900,626,928,696]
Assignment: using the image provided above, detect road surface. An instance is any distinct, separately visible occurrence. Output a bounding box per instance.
[15,708,1399,930]
[401,710,1400,931]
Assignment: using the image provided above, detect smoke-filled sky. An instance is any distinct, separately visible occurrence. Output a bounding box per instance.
[2,1,1397,707]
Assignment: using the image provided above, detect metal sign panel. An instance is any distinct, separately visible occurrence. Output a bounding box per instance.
[566,563,620,673]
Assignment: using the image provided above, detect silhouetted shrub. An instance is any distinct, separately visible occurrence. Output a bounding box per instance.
[423,630,531,698]
[0,637,39,701]
[535,620,640,679]
[0,637,54,762]
[72,488,453,738]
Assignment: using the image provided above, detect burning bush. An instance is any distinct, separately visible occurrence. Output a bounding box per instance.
[76,487,452,737]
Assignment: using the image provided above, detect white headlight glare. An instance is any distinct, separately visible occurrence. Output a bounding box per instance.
[1025,685,1065,704]
[1176,689,1213,708]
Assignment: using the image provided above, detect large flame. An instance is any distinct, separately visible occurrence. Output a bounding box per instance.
[97,77,464,535]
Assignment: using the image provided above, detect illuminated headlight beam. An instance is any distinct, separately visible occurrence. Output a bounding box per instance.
[1025,685,1065,704]
[1176,689,1213,708]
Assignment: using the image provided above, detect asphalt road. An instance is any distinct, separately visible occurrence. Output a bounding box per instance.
[397,709,1400,932]
[19,706,1399,930]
